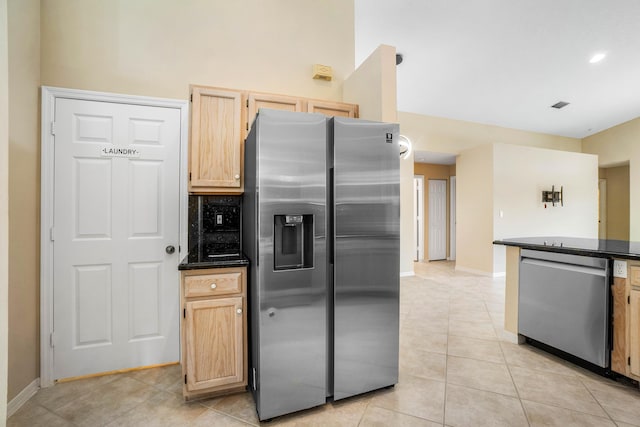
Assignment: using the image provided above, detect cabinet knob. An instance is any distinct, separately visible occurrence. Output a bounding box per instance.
[235,174,240,179]
[210,283,217,289]
[236,308,242,315]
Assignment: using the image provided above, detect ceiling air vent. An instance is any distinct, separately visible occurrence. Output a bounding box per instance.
[551,101,570,109]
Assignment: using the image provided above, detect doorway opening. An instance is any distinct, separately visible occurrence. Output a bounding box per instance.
[598,164,629,241]
[598,179,607,239]
[414,176,424,261]
[413,153,456,266]
[450,176,456,261]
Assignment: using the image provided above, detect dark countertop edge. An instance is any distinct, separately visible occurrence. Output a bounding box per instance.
[178,254,250,270]
[493,240,640,261]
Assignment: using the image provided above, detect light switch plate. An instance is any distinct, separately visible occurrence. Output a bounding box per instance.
[613,260,627,278]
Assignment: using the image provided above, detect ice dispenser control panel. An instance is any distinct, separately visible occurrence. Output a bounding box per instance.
[286,215,303,224]
[274,214,314,270]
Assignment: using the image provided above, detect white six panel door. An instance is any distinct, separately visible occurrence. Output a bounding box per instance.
[428,179,447,261]
[53,98,180,379]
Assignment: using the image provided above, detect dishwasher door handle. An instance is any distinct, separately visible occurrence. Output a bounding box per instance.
[521,258,607,277]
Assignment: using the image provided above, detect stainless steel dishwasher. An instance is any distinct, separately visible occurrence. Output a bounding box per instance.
[519,249,610,368]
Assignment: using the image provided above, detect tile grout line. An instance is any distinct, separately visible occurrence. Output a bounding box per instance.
[579,377,619,425]
[492,302,531,427]
[17,400,78,427]
[497,340,626,424]
[205,406,258,426]
[14,262,640,426]
[442,286,450,426]
[355,396,371,426]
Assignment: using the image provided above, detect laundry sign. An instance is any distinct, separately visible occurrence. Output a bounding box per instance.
[100,147,141,158]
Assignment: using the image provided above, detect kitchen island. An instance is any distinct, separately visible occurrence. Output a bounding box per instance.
[494,236,640,382]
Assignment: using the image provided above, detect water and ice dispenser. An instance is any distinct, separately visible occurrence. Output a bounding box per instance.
[274,215,314,270]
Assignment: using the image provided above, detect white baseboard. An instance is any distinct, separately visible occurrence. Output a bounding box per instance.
[7,378,40,418]
[454,265,492,277]
[500,330,522,344]
[400,271,415,277]
[454,265,505,278]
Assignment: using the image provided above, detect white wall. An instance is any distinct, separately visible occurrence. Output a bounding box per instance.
[7,0,40,402]
[456,144,494,275]
[493,144,599,273]
[0,0,10,420]
[398,152,415,276]
[344,45,397,123]
[399,111,582,155]
[583,117,640,240]
[456,143,599,276]
[344,45,415,276]
[400,110,583,277]
[41,0,354,101]
[11,0,354,402]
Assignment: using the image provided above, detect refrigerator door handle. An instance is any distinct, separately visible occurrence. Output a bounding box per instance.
[328,167,334,265]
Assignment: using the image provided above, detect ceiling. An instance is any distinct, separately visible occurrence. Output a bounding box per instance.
[354,0,640,139]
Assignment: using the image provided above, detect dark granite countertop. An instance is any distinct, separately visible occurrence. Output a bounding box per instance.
[494,236,640,260]
[178,250,250,270]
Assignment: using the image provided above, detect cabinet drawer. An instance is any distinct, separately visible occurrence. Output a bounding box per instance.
[184,272,242,297]
[630,266,640,287]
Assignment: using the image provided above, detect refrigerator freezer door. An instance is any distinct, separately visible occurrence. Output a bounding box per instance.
[332,118,400,400]
[250,109,328,420]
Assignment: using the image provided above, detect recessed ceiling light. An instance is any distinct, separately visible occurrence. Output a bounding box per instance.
[589,53,606,63]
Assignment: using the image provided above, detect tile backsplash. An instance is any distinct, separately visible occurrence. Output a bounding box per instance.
[188,195,242,256]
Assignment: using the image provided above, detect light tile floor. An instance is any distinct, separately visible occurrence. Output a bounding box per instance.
[9,261,640,426]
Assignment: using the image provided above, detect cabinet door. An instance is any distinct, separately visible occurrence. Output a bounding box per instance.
[247,92,304,134]
[611,277,627,374]
[630,288,640,377]
[306,100,358,118]
[190,87,243,193]
[185,297,244,391]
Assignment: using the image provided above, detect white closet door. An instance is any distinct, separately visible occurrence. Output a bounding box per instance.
[428,179,447,261]
[53,98,181,379]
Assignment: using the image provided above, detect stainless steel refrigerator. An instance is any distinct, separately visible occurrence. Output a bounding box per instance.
[243,109,400,421]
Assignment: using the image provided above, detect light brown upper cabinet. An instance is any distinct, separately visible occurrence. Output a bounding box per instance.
[189,86,245,194]
[189,85,359,194]
[246,92,304,133]
[307,99,358,118]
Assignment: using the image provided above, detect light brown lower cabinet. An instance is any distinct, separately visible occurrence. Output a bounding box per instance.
[181,267,247,400]
[611,276,627,374]
[611,261,640,382]
[630,286,640,378]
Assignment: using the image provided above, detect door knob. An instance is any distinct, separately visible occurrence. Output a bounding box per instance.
[235,174,240,179]
[165,245,175,254]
